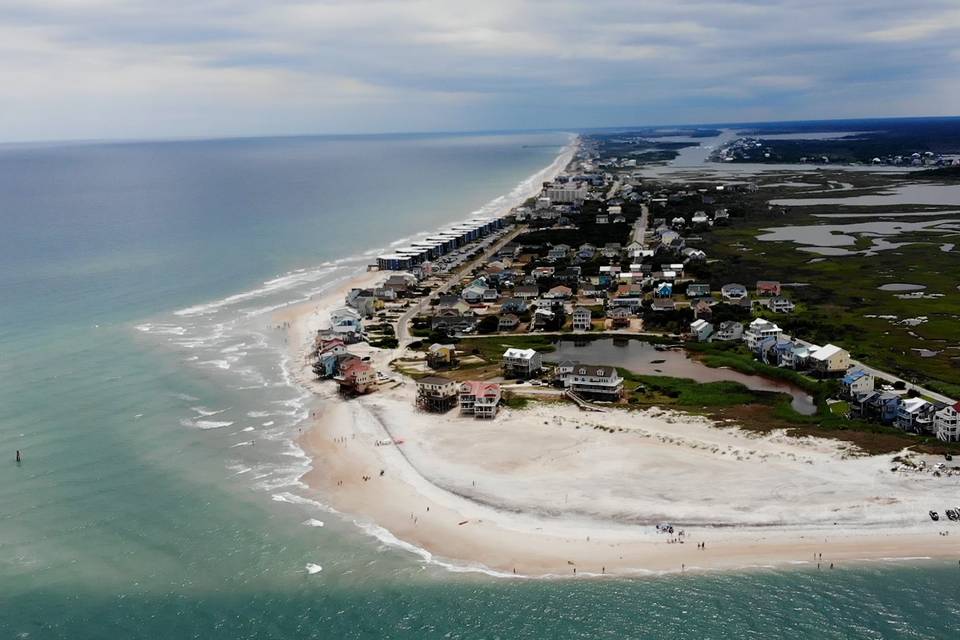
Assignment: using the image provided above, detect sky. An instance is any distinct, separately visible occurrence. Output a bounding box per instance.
[1,0,959,142]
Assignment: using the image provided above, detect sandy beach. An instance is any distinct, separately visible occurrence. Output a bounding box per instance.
[270,137,960,577]
[273,277,960,578]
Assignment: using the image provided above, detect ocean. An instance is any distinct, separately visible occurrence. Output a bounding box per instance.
[1,130,958,639]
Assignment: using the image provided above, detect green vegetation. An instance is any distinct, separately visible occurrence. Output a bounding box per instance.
[914,165,960,181]
[502,393,530,410]
[686,342,831,396]
[458,334,558,362]
[691,192,960,399]
[621,369,764,408]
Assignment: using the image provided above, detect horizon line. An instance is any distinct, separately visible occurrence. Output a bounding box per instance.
[2,113,959,149]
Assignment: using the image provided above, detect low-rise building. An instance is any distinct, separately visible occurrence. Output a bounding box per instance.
[756,280,782,297]
[654,282,673,298]
[554,360,579,386]
[690,319,713,342]
[934,402,960,442]
[514,285,539,300]
[721,283,748,301]
[426,343,457,369]
[545,285,573,299]
[853,391,901,424]
[500,298,527,314]
[416,375,459,413]
[809,343,850,374]
[768,296,795,313]
[330,307,363,335]
[498,314,520,331]
[607,307,632,329]
[841,369,874,397]
[502,348,542,378]
[896,397,935,434]
[714,321,743,341]
[572,306,592,331]
[686,283,711,297]
[744,318,782,352]
[569,364,624,401]
[334,358,376,395]
[459,381,502,419]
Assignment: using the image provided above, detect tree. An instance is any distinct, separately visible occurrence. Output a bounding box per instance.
[478,315,499,334]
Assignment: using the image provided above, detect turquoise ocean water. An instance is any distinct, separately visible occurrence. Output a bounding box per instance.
[1,131,958,639]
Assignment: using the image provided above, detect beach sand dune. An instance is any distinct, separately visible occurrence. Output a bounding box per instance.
[297,386,960,576]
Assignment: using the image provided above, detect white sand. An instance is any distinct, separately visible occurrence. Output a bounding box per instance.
[271,137,960,577]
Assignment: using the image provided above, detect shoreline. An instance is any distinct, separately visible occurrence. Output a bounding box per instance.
[277,139,960,578]
[293,385,960,578]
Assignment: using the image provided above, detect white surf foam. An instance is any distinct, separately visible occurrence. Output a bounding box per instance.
[173,265,341,317]
[192,406,229,417]
[180,418,235,430]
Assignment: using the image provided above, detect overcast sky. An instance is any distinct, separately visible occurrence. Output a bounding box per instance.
[2,0,959,142]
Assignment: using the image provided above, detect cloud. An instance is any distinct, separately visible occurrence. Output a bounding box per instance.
[861,9,960,42]
[0,0,956,141]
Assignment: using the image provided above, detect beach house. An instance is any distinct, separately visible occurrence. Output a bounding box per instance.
[756,281,782,297]
[714,321,743,342]
[415,375,460,413]
[841,369,875,398]
[312,338,349,378]
[426,343,458,369]
[545,285,573,300]
[498,314,520,331]
[345,289,378,317]
[687,283,711,298]
[934,402,960,442]
[502,348,542,379]
[689,319,713,342]
[459,381,502,419]
[768,296,796,314]
[572,306,592,331]
[654,282,673,298]
[553,360,579,386]
[809,344,850,374]
[744,318,782,352]
[334,359,376,395]
[854,391,902,425]
[896,397,935,434]
[330,307,363,336]
[569,364,624,401]
[721,283,748,302]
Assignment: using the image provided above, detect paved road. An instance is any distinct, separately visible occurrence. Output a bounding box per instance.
[606,180,621,200]
[791,336,955,404]
[632,203,649,248]
[395,225,526,346]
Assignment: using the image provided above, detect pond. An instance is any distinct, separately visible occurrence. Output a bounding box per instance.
[755,218,960,255]
[877,283,926,291]
[769,183,960,207]
[546,338,817,415]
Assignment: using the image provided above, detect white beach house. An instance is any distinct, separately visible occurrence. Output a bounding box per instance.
[690,319,713,342]
[502,348,542,378]
[569,364,623,401]
[934,402,960,442]
[743,318,781,352]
